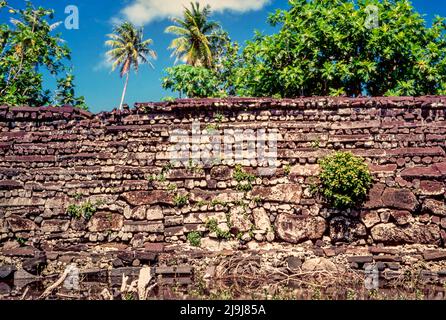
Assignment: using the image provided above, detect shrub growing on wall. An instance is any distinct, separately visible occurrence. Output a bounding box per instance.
[317,152,372,209]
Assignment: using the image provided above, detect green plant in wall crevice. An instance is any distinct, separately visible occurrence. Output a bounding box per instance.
[66,200,101,220]
[233,165,257,192]
[187,231,202,247]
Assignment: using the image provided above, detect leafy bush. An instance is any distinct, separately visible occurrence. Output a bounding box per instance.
[187,232,202,247]
[317,152,372,209]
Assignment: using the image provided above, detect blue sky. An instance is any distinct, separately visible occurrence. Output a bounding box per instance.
[2,0,446,112]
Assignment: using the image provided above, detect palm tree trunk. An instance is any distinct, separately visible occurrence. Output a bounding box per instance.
[119,72,129,111]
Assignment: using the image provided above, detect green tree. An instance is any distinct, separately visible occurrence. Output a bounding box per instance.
[162,28,240,98]
[54,73,87,110]
[162,64,224,98]
[0,1,84,107]
[165,2,222,68]
[106,22,157,110]
[234,0,446,97]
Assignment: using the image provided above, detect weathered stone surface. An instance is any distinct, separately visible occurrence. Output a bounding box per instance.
[6,216,36,232]
[124,206,146,220]
[371,223,441,245]
[363,183,385,209]
[0,283,11,295]
[360,211,381,228]
[45,197,70,210]
[0,180,23,190]
[286,256,303,270]
[87,212,124,232]
[418,181,445,196]
[14,269,38,280]
[122,221,164,233]
[110,267,141,279]
[423,199,446,216]
[347,256,373,264]
[164,215,183,226]
[381,188,418,211]
[329,217,366,243]
[144,242,164,252]
[401,166,442,179]
[0,197,45,207]
[165,226,183,236]
[146,206,164,221]
[22,256,47,275]
[134,251,157,263]
[121,191,174,206]
[190,189,244,203]
[275,213,326,244]
[290,164,320,177]
[210,166,231,180]
[252,184,302,204]
[0,219,7,233]
[0,265,16,279]
[41,219,70,233]
[229,207,252,233]
[302,257,337,272]
[252,208,271,231]
[1,246,36,257]
[423,250,446,261]
[390,210,413,226]
[184,212,227,224]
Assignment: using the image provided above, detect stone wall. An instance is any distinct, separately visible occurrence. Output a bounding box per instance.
[0,97,445,254]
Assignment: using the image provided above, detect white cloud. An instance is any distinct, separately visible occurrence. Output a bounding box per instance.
[120,0,270,26]
[93,52,113,72]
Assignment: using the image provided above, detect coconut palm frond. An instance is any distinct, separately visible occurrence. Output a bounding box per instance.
[165,1,222,69]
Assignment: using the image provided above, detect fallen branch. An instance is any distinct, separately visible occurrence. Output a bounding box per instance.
[137,266,152,300]
[39,264,76,300]
[20,287,29,300]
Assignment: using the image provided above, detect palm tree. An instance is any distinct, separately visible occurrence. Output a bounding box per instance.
[165,2,221,68]
[105,22,156,110]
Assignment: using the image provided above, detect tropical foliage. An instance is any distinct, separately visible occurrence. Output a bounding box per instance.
[162,65,224,98]
[163,26,240,98]
[233,0,446,97]
[165,2,223,68]
[0,1,86,108]
[106,22,157,110]
[54,73,87,110]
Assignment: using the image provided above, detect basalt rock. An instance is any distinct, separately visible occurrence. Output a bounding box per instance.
[87,212,124,232]
[329,217,367,243]
[423,199,446,216]
[121,191,174,206]
[252,184,302,204]
[371,223,441,245]
[6,216,36,232]
[22,256,47,275]
[381,188,418,212]
[0,265,16,279]
[275,213,326,244]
